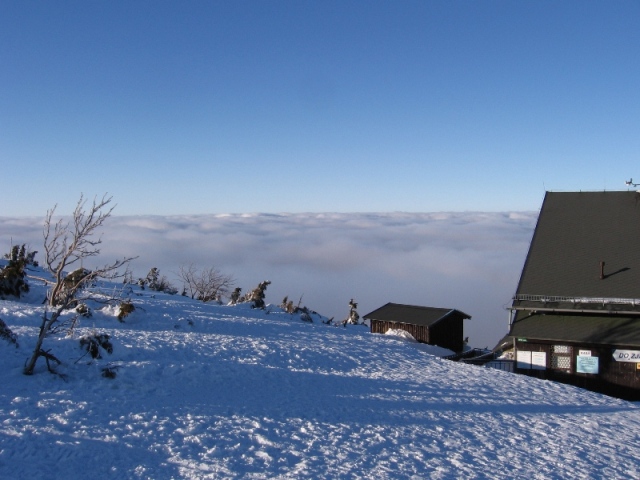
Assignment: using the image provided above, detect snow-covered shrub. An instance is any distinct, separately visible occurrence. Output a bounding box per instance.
[3,244,38,267]
[342,299,360,326]
[141,267,178,295]
[280,295,318,322]
[0,244,35,299]
[0,318,18,347]
[79,332,113,359]
[101,364,119,379]
[230,287,242,305]
[117,300,135,322]
[281,296,292,313]
[75,303,92,318]
[247,280,271,309]
[49,268,92,307]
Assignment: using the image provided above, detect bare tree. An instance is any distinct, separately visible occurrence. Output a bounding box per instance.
[177,263,235,302]
[23,194,135,376]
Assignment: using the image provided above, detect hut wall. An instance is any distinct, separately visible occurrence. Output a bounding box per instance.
[429,316,464,352]
[514,339,640,400]
[370,320,430,344]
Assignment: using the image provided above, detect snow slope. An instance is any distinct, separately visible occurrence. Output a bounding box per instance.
[1,277,640,479]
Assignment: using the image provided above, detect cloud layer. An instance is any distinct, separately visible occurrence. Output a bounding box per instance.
[0,211,537,348]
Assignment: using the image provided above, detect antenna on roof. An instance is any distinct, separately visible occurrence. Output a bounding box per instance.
[625,178,640,187]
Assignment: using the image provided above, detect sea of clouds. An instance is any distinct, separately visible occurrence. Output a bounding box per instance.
[0,211,537,348]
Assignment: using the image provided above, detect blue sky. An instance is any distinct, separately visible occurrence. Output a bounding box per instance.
[2,1,640,215]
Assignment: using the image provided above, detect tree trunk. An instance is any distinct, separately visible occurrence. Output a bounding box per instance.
[23,311,57,375]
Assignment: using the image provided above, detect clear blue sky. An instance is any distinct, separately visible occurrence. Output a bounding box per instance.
[2,1,639,216]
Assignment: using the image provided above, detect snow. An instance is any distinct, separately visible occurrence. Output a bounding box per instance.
[1,274,640,478]
[384,328,456,357]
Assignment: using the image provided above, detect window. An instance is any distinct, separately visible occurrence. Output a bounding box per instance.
[551,345,572,372]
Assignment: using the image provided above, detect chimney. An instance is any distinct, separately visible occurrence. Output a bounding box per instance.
[600,261,605,280]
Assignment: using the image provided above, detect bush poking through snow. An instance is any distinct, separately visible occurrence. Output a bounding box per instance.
[3,243,38,267]
[247,280,271,309]
[230,287,242,305]
[101,364,119,379]
[75,303,92,318]
[280,295,318,322]
[0,318,18,347]
[0,243,35,299]
[79,333,113,359]
[141,267,178,295]
[342,299,361,326]
[117,300,135,322]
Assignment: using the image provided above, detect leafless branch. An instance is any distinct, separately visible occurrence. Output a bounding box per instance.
[177,263,235,302]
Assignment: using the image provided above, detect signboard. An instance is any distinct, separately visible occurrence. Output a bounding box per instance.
[612,350,640,362]
[579,350,591,357]
[516,351,531,369]
[531,352,546,370]
[577,356,599,374]
[516,351,546,370]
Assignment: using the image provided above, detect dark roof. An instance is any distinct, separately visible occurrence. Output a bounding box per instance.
[510,313,640,347]
[514,191,640,308]
[363,302,471,328]
[492,334,514,352]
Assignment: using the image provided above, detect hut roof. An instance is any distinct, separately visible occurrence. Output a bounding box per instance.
[363,302,470,328]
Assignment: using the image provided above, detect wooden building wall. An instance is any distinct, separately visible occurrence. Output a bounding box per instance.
[370,317,464,352]
[371,320,431,344]
[430,316,464,352]
[514,339,640,400]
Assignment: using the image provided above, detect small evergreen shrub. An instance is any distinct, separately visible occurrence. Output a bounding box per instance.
[101,365,118,379]
[79,332,113,359]
[51,268,92,307]
[247,280,271,309]
[117,300,135,322]
[75,303,92,318]
[230,287,242,305]
[141,267,178,294]
[0,244,36,299]
[0,318,18,347]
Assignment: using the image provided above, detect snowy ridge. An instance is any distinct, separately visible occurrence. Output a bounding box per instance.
[1,278,640,479]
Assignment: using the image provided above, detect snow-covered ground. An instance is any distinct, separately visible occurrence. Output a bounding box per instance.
[1,274,640,479]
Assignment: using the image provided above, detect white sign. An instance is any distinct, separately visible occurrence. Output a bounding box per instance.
[516,351,546,370]
[531,351,546,370]
[579,350,591,357]
[612,350,640,362]
[577,356,599,374]
[517,351,531,369]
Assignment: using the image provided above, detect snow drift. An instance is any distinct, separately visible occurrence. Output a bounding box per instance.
[1,275,639,479]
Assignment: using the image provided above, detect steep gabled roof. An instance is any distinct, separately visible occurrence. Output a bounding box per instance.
[363,302,471,328]
[514,191,640,310]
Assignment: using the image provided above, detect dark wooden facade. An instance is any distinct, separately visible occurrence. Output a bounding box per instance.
[365,303,470,352]
[513,338,640,400]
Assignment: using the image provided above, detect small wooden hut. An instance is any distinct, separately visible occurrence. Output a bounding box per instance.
[364,302,471,353]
